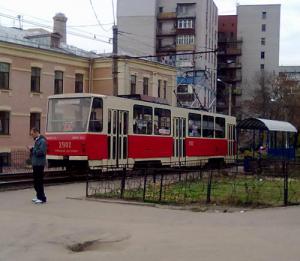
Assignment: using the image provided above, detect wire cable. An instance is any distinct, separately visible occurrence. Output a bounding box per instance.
[89,0,111,32]
[0,12,112,45]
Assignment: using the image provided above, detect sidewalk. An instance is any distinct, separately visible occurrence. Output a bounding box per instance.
[0,183,300,261]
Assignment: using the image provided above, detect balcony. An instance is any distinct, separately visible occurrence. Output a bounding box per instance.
[219,76,242,83]
[177,93,194,102]
[156,29,176,37]
[218,47,242,56]
[176,60,194,68]
[176,28,195,35]
[218,62,242,69]
[157,45,176,53]
[176,44,195,52]
[177,4,196,19]
[218,37,243,44]
[157,12,177,20]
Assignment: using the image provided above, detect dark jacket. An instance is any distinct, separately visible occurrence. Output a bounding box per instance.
[31,135,47,167]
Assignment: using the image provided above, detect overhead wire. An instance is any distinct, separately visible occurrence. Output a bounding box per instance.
[0,5,113,39]
[68,23,113,28]
[0,12,112,45]
[89,0,111,32]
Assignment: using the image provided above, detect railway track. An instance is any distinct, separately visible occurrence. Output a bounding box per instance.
[0,170,87,191]
[0,163,240,191]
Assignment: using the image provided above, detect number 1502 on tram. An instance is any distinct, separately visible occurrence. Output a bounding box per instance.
[46,93,236,169]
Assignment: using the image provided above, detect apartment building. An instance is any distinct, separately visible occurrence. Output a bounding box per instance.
[237,4,281,101]
[216,4,281,117]
[118,0,218,111]
[217,15,242,115]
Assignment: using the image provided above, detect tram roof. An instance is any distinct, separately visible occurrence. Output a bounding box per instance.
[48,93,235,119]
[237,118,297,133]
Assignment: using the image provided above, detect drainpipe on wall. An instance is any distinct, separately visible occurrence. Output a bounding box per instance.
[88,58,94,93]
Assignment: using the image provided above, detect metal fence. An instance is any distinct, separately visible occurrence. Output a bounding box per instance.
[0,150,64,175]
[0,150,32,174]
[86,160,300,207]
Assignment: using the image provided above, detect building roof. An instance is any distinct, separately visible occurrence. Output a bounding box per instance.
[0,25,176,68]
[0,25,98,58]
[237,118,297,133]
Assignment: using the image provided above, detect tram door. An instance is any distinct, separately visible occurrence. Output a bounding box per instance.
[227,124,235,157]
[107,109,129,167]
[173,117,186,164]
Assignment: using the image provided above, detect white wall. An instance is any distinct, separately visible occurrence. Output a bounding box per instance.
[238,5,281,100]
[117,0,157,56]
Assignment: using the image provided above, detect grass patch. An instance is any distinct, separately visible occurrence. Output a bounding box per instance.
[93,175,300,208]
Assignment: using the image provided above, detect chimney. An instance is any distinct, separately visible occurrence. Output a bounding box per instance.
[53,13,67,44]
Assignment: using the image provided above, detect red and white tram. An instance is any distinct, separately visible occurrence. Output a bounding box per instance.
[46,93,236,169]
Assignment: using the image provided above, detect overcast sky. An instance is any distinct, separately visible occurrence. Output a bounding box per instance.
[0,0,299,65]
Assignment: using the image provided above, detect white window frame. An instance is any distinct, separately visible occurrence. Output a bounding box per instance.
[177,19,193,29]
[176,35,195,45]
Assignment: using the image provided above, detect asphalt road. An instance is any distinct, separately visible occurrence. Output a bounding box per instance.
[0,183,300,261]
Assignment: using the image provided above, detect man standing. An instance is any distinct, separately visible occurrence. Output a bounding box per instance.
[30,127,47,204]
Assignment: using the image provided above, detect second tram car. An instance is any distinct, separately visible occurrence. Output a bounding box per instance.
[46,94,236,169]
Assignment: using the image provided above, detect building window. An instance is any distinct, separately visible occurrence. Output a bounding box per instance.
[158,80,161,97]
[262,11,267,19]
[30,112,41,132]
[176,35,195,45]
[133,105,152,135]
[260,64,265,70]
[54,71,63,94]
[262,24,266,32]
[130,75,136,94]
[163,80,167,99]
[143,77,149,95]
[0,63,10,90]
[261,37,266,46]
[177,19,193,29]
[0,111,10,135]
[159,7,163,13]
[75,73,84,93]
[0,153,11,167]
[154,108,171,135]
[261,51,265,59]
[31,67,41,93]
[177,4,188,15]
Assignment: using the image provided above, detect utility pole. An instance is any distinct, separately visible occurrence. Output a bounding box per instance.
[112,25,118,96]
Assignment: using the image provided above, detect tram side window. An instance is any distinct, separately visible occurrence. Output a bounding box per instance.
[203,115,214,138]
[89,98,103,132]
[154,108,171,135]
[133,105,153,135]
[215,117,225,138]
[188,113,201,137]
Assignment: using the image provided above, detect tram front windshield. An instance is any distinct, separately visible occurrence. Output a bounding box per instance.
[47,98,92,132]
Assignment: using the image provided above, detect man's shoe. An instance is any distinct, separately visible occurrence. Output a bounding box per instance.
[34,199,44,204]
[32,198,38,202]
